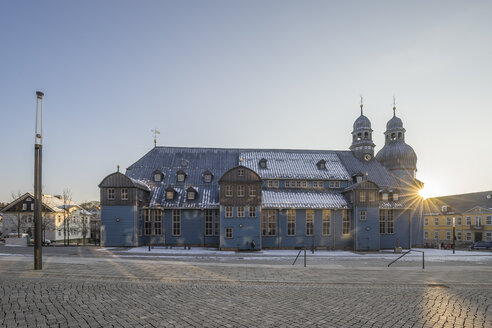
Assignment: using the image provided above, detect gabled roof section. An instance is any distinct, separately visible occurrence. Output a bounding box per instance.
[1,192,81,213]
[336,151,398,188]
[98,172,150,191]
[240,151,351,180]
[343,180,379,192]
[424,190,492,214]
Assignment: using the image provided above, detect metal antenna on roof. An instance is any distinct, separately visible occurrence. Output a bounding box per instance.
[151,128,160,147]
[360,95,364,115]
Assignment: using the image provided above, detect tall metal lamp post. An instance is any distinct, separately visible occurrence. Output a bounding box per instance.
[34,91,44,270]
[452,217,456,254]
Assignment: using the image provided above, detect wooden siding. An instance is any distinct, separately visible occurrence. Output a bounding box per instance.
[219,166,262,206]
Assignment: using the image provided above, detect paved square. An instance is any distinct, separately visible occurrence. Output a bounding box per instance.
[1,247,491,327]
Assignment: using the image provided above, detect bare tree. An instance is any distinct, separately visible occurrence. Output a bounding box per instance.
[10,191,27,237]
[42,212,56,243]
[62,189,72,246]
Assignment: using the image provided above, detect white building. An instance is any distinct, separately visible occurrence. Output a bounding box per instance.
[1,193,91,244]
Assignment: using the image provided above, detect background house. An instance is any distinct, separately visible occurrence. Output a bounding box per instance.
[423,191,492,246]
[1,193,92,244]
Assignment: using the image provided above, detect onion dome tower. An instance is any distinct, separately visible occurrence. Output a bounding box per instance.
[376,104,417,181]
[350,102,375,162]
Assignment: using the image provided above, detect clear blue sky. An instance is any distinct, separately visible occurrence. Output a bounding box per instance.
[1,1,491,203]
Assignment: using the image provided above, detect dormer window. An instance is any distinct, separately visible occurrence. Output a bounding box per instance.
[441,205,448,212]
[187,187,197,200]
[317,160,326,170]
[382,193,388,201]
[153,170,164,182]
[176,170,186,182]
[166,187,175,200]
[393,193,399,201]
[203,170,213,183]
[107,188,115,200]
[259,158,267,169]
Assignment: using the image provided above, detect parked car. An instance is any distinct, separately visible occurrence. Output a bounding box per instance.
[470,241,492,250]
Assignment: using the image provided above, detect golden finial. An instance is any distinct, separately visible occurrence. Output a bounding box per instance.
[117,165,120,172]
[360,95,364,115]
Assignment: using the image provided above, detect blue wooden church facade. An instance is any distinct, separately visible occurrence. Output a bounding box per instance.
[99,107,424,250]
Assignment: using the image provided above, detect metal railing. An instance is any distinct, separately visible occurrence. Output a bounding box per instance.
[388,249,424,269]
[292,248,307,267]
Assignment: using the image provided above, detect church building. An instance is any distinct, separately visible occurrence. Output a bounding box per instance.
[99,105,424,250]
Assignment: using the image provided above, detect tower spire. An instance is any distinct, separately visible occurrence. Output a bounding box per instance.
[393,95,396,117]
[360,95,364,115]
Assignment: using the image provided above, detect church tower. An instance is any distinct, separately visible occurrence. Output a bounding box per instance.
[375,104,417,182]
[350,102,375,162]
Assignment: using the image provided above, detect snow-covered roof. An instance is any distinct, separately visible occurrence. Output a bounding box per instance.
[262,189,350,209]
[240,151,351,180]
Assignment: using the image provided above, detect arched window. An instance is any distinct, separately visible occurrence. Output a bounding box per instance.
[398,132,402,140]
[391,133,396,141]
[357,133,362,141]
[364,132,368,139]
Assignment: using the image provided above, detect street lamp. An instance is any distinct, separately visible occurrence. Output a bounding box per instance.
[34,91,44,270]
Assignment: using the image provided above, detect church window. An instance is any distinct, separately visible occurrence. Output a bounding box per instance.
[225,206,233,218]
[172,210,181,236]
[121,188,128,200]
[342,210,350,235]
[322,210,331,235]
[287,210,296,236]
[379,209,394,234]
[107,189,115,200]
[398,132,402,140]
[329,181,340,188]
[360,210,366,221]
[261,210,276,236]
[225,227,233,239]
[237,185,245,197]
[357,133,362,141]
[187,189,196,200]
[364,132,368,139]
[225,185,233,197]
[391,133,396,141]
[305,210,314,236]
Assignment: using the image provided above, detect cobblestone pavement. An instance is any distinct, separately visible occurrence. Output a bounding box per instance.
[1,252,492,327]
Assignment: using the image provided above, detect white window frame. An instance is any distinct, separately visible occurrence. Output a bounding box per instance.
[225,227,233,239]
[121,188,128,200]
[172,209,181,236]
[457,217,462,225]
[486,232,492,241]
[225,185,233,197]
[204,174,212,183]
[329,181,340,188]
[237,185,245,197]
[456,231,462,241]
[424,218,429,226]
[466,232,472,241]
[287,209,296,236]
[382,193,388,201]
[360,210,366,221]
[434,231,439,240]
[237,207,245,218]
[466,216,472,225]
[424,230,429,239]
[446,217,451,226]
[305,210,314,236]
[248,206,256,218]
[177,173,185,182]
[249,186,256,198]
[434,218,439,226]
[486,216,492,225]
[322,210,331,235]
[225,206,233,218]
[154,173,162,182]
[187,190,195,200]
[446,230,451,240]
[166,191,174,200]
[107,188,115,200]
[238,168,244,176]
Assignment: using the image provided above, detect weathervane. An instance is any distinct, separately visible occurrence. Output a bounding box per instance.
[151,128,160,147]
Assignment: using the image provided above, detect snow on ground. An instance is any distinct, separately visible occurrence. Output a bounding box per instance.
[122,247,492,262]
